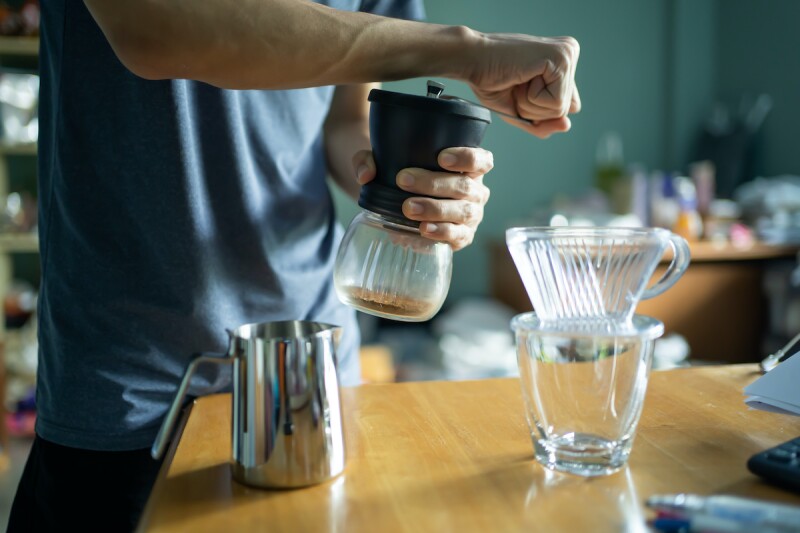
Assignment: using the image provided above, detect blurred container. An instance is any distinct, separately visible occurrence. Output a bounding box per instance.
[672,177,703,241]
[0,71,38,146]
[703,199,741,242]
[690,160,716,218]
[650,172,680,229]
[595,131,625,201]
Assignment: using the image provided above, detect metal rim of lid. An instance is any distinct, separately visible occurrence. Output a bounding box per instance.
[368,88,492,124]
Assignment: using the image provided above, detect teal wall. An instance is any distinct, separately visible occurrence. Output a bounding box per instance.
[332,0,797,306]
[668,0,717,169]
[717,0,800,176]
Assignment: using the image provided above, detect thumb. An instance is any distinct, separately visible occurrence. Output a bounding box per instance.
[352,150,376,185]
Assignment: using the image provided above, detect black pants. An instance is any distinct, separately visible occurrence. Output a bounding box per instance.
[8,435,164,532]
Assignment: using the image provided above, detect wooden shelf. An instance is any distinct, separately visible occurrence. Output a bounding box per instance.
[0,36,38,57]
[0,142,36,156]
[0,232,38,252]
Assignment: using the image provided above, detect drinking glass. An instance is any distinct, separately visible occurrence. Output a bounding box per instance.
[512,313,664,477]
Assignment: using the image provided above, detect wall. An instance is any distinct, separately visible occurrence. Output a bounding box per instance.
[716,0,800,177]
[668,0,717,170]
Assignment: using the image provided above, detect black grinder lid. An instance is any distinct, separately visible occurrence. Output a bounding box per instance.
[359,82,492,225]
[368,89,492,124]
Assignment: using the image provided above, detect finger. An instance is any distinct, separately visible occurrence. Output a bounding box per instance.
[570,84,582,114]
[566,46,580,115]
[502,115,571,139]
[549,37,580,117]
[419,222,474,251]
[352,149,376,185]
[397,169,489,202]
[514,83,572,123]
[525,63,567,113]
[402,197,484,227]
[437,147,494,175]
[521,54,575,119]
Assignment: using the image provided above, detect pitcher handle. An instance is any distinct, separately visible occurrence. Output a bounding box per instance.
[151,354,233,460]
[641,233,691,300]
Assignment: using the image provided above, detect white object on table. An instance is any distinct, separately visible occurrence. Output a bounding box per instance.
[745,352,800,416]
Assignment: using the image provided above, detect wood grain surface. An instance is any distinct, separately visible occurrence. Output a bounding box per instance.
[139,364,800,532]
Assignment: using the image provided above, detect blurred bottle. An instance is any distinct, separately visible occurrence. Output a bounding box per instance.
[672,177,703,241]
[650,171,680,229]
[629,164,650,225]
[595,131,625,200]
[689,160,716,218]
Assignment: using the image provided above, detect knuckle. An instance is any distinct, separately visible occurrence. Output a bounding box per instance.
[461,202,477,222]
[460,148,478,168]
[455,230,473,250]
[484,150,495,171]
[483,186,491,203]
[564,36,579,52]
[456,177,474,198]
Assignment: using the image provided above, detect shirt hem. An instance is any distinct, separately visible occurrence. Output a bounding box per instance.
[35,417,162,452]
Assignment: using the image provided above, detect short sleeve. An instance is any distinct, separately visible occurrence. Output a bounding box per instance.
[360,0,426,21]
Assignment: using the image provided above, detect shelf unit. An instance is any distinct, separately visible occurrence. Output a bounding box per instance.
[0,37,38,56]
[0,36,39,458]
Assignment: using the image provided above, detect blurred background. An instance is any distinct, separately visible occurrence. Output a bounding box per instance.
[332,0,800,382]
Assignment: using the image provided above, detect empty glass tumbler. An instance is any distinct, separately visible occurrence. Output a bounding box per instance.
[513,313,664,477]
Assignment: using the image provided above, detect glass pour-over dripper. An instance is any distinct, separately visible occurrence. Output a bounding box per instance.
[505,226,690,323]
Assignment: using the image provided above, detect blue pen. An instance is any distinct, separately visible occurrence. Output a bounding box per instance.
[647,494,800,532]
[654,512,800,533]
[650,517,690,532]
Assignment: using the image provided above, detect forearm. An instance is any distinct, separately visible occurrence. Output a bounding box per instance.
[323,83,374,201]
[84,0,476,89]
[324,120,370,201]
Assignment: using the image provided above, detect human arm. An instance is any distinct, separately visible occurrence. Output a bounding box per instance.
[323,83,376,202]
[83,0,579,135]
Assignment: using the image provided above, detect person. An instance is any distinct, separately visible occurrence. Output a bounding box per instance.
[9,0,580,530]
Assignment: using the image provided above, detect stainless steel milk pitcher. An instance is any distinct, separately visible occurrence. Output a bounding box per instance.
[151,320,346,489]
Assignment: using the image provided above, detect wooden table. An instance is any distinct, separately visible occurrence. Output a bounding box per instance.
[140,365,800,532]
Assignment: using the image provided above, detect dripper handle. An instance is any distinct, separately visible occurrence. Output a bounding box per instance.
[641,233,691,300]
[151,353,233,460]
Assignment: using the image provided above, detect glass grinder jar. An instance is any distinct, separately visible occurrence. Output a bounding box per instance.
[334,82,492,321]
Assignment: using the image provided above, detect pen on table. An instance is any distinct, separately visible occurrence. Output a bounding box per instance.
[646,494,800,533]
[651,512,798,533]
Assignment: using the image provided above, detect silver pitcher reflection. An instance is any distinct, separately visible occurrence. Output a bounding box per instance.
[151,320,346,489]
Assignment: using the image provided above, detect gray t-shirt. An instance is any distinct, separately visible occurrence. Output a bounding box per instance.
[37,0,424,451]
